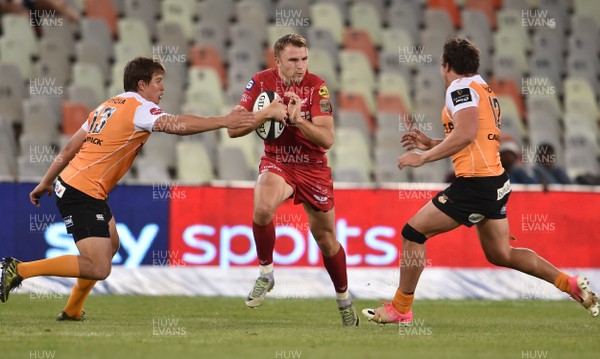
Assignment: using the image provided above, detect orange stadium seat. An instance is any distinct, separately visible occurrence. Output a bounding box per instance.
[189,45,227,89]
[376,94,410,116]
[338,92,375,134]
[85,0,118,37]
[465,0,497,29]
[427,0,461,28]
[343,28,378,70]
[62,102,90,135]
[264,47,276,70]
[490,77,526,121]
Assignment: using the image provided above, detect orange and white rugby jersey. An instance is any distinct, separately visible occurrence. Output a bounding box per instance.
[60,92,168,199]
[441,75,504,177]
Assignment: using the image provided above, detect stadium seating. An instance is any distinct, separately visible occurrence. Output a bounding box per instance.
[0,63,26,124]
[349,2,382,47]
[23,97,60,140]
[236,0,269,45]
[1,14,39,58]
[160,0,195,41]
[310,3,344,45]
[376,94,409,116]
[123,0,160,37]
[564,77,599,120]
[195,21,229,59]
[0,36,34,79]
[332,127,373,183]
[427,0,461,28]
[218,128,260,171]
[216,145,253,181]
[197,0,235,27]
[61,101,89,135]
[176,141,214,184]
[386,0,422,43]
[84,0,118,37]
[307,27,340,68]
[466,0,497,29]
[307,49,338,91]
[0,116,18,178]
[343,29,378,70]
[573,0,600,28]
[0,0,598,185]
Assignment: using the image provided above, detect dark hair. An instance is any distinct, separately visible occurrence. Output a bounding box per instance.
[123,57,165,92]
[442,36,480,75]
[274,33,308,58]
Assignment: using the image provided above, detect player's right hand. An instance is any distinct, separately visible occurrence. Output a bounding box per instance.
[224,107,256,129]
[400,128,433,151]
[265,99,288,123]
[29,183,54,207]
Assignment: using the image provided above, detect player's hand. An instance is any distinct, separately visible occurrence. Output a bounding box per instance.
[30,182,54,207]
[398,152,425,169]
[401,128,433,151]
[223,107,256,129]
[285,92,302,124]
[265,99,287,123]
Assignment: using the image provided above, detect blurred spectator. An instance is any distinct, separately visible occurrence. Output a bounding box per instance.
[500,141,537,184]
[532,143,572,185]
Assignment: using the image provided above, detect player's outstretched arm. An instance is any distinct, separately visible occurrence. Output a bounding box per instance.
[398,107,479,169]
[153,107,255,135]
[227,101,287,138]
[30,128,87,207]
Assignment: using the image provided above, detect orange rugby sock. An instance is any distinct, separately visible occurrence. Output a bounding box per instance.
[392,288,414,314]
[553,272,571,293]
[63,279,96,318]
[17,255,81,279]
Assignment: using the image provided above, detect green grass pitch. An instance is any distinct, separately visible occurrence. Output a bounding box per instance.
[0,295,598,359]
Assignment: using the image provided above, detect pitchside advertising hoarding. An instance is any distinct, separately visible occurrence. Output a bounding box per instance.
[0,182,169,265]
[168,187,600,268]
[2,182,599,268]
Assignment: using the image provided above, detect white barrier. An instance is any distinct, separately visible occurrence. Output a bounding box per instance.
[15,267,600,301]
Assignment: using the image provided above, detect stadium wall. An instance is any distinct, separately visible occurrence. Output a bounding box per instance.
[2,182,599,299]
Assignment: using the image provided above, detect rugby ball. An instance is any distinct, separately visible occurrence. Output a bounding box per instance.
[254,91,285,141]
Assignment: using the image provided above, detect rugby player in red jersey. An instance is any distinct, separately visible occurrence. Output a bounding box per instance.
[228,34,358,326]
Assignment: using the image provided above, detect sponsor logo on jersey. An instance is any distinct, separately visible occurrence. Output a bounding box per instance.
[241,93,252,104]
[63,215,73,228]
[318,84,330,99]
[487,133,500,141]
[468,213,485,223]
[497,180,511,200]
[96,214,105,221]
[260,163,282,173]
[246,79,255,90]
[108,97,126,105]
[84,136,103,146]
[451,88,472,106]
[150,108,164,115]
[54,180,66,198]
[437,194,448,204]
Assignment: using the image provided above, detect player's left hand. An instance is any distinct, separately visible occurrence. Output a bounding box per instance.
[285,92,302,125]
[398,152,425,169]
[30,182,54,207]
